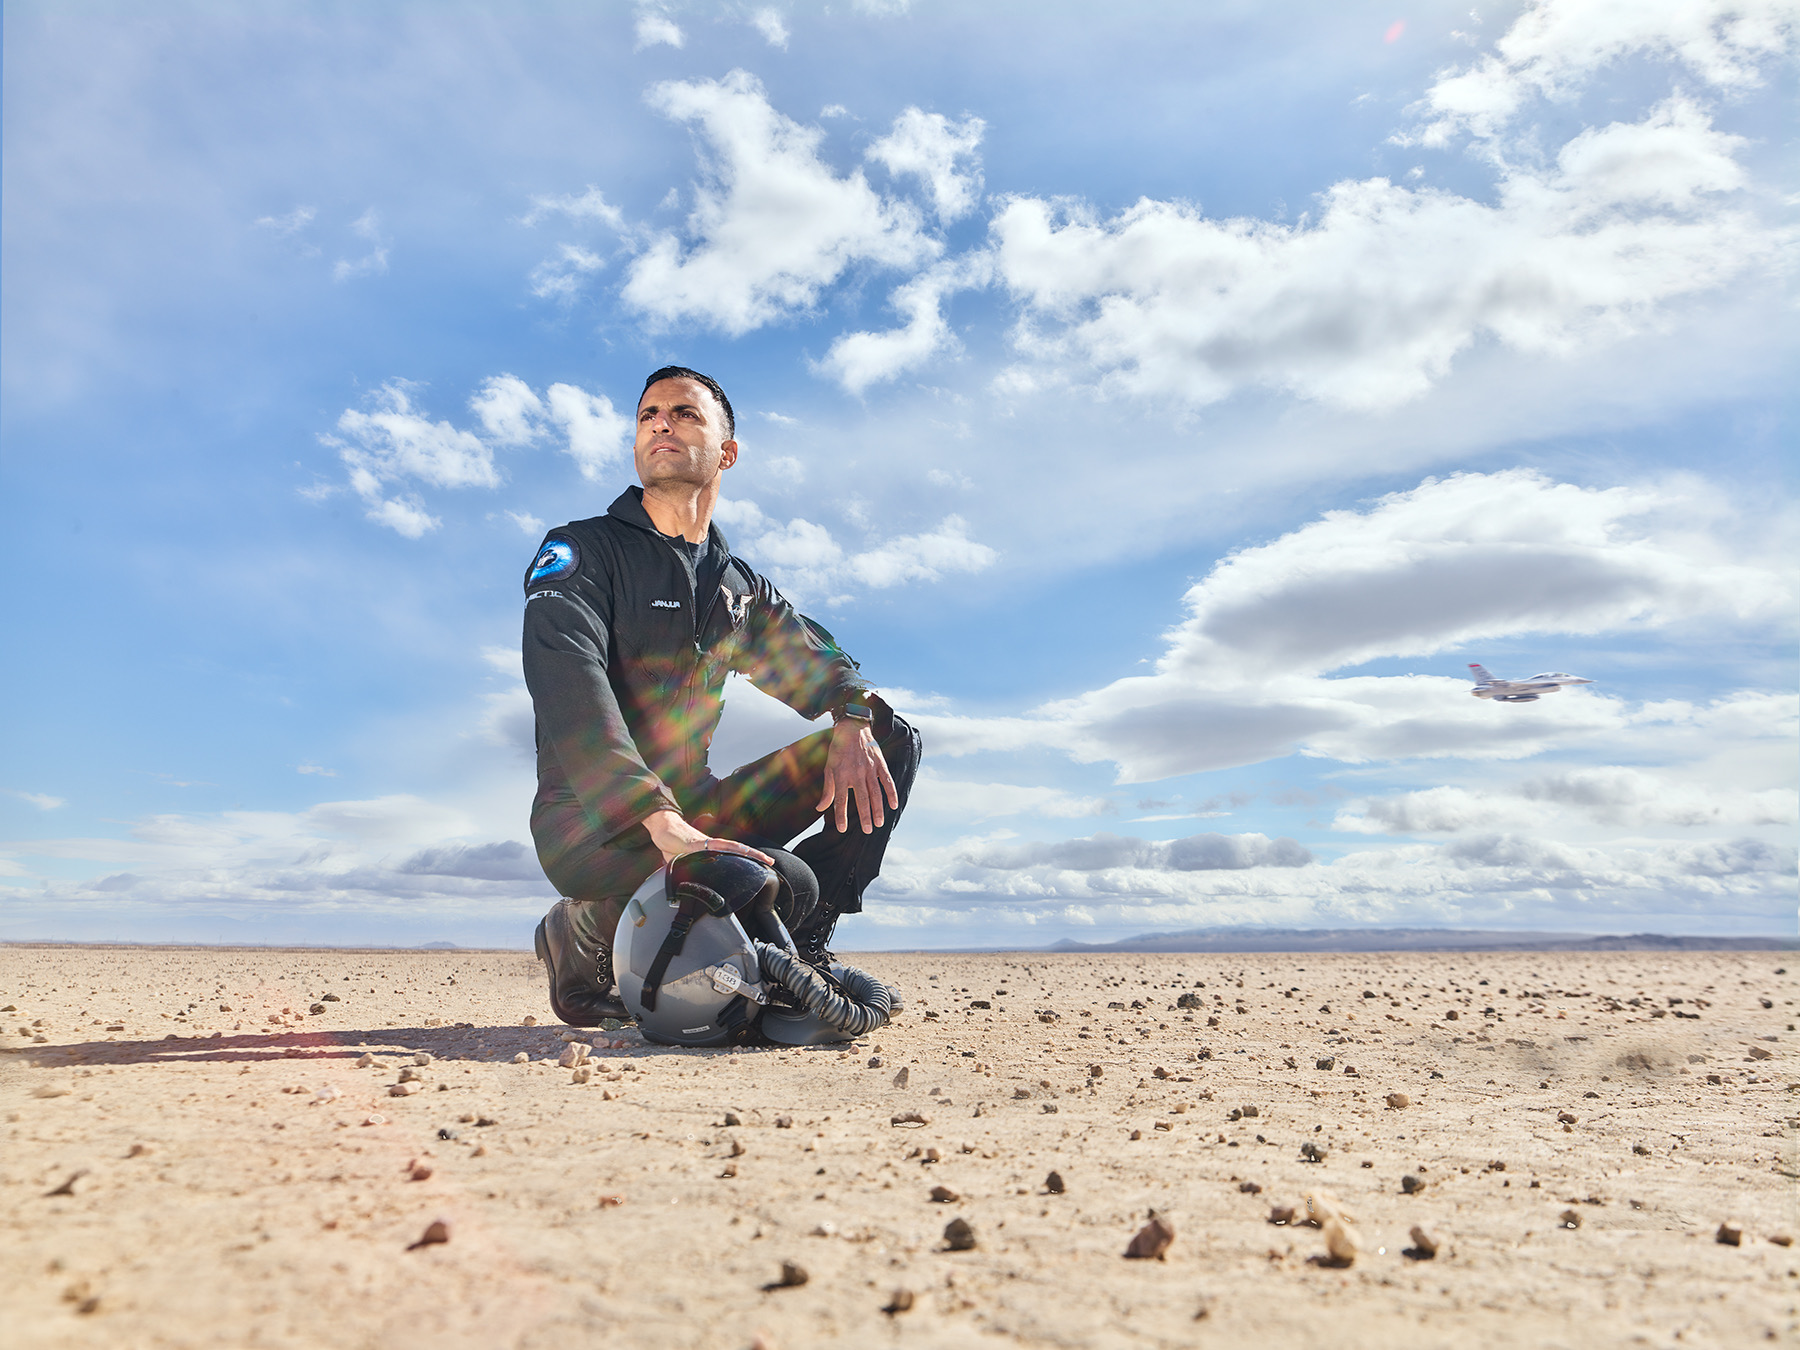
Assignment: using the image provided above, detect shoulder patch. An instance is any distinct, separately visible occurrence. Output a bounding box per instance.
[527,537,579,586]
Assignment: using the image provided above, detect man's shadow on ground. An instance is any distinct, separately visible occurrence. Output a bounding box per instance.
[4,1022,616,1069]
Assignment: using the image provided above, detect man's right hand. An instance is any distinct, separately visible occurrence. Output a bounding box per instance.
[642,808,775,868]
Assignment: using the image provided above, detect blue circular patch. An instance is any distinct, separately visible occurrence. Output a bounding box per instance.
[527,537,579,585]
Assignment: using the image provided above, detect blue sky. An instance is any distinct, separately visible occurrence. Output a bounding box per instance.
[2,0,1794,949]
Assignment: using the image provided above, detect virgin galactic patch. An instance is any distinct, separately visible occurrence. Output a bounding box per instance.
[527,537,579,586]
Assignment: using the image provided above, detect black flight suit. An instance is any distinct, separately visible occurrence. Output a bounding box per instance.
[522,486,920,948]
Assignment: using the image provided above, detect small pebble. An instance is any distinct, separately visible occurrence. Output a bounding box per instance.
[1125,1213,1176,1260]
[892,1067,909,1088]
[309,1003,326,1015]
[355,1053,375,1068]
[1321,1217,1359,1265]
[881,1288,915,1316]
[1716,1223,1742,1247]
[929,1185,960,1203]
[512,1052,529,1064]
[1238,1181,1262,1195]
[1045,1170,1065,1194]
[1768,1234,1793,1247]
[571,1066,593,1084]
[770,1260,809,1288]
[1559,1209,1582,1229]
[1407,1225,1439,1258]
[407,1160,433,1181]
[719,1162,738,1178]
[522,1016,538,1027]
[413,1052,432,1066]
[1268,1205,1296,1226]
[407,1219,450,1250]
[891,1111,930,1127]
[1385,1093,1410,1109]
[724,1111,743,1126]
[943,1218,978,1251]
[1402,1174,1426,1195]
[389,1082,422,1097]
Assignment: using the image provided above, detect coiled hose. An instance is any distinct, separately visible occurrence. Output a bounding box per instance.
[754,941,903,1037]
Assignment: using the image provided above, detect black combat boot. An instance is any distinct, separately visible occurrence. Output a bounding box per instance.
[789,897,843,972]
[533,898,628,1026]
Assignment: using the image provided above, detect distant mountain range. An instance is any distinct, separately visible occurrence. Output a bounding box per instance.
[1045,926,1793,953]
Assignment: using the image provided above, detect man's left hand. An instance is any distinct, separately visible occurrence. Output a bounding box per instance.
[816,717,899,834]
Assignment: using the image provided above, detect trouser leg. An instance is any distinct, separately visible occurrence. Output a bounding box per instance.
[713,703,921,954]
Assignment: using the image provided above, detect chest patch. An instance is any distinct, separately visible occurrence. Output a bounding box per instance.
[528,538,579,585]
[651,599,681,609]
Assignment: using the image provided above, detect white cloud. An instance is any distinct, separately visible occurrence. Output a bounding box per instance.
[469,374,545,445]
[867,107,985,222]
[296,763,337,778]
[325,382,495,535]
[505,509,546,536]
[521,186,625,229]
[853,0,911,14]
[990,94,1787,411]
[332,208,390,282]
[713,497,997,602]
[1406,0,1798,147]
[254,206,314,235]
[529,243,608,302]
[857,827,1795,937]
[817,252,993,394]
[908,768,1113,823]
[1335,768,1799,835]
[621,71,939,335]
[634,13,685,50]
[846,514,996,588]
[545,382,632,479]
[911,470,1793,781]
[10,791,66,810]
[750,7,789,47]
[2,793,556,915]
[321,377,628,531]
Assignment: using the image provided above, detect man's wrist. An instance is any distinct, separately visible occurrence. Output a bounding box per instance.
[831,694,875,725]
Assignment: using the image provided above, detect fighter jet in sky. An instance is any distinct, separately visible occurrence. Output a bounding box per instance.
[1467,664,1594,702]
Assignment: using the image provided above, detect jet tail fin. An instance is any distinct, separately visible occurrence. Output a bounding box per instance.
[1468,663,1494,683]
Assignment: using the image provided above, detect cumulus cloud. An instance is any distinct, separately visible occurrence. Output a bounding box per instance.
[856,828,1795,937]
[714,497,998,602]
[544,382,632,478]
[622,71,939,334]
[3,793,556,913]
[1406,0,1797,146]
[817,252,993,394]
[913,470,1792,781]
[750,7,789,47]
[634,12,684,50]
[989,93,1785,410]
[867,108,985,223]
[1335,768,1799,835]
[321,377,628,532]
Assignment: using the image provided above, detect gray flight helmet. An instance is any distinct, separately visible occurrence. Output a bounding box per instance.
[612,852,791,1047]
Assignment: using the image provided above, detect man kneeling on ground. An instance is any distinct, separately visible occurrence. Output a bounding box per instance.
[522,365,922,1025]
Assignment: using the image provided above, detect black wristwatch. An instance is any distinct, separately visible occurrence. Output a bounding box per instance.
[831,698,874,725]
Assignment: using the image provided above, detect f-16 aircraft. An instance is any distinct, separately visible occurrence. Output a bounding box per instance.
[1468,664,1594,702]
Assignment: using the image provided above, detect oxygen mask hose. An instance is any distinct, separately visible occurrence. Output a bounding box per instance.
[754,942,903,1037]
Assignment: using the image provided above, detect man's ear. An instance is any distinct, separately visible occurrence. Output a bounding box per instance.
[718,439,740,470]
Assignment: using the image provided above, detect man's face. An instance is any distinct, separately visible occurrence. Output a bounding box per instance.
[634,377,738,490]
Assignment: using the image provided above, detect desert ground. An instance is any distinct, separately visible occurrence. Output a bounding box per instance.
[0,944,1792,1349]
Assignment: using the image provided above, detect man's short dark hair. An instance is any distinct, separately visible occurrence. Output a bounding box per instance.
[641,365,735,440]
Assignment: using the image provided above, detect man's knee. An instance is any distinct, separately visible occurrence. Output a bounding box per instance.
[757,845,820,931]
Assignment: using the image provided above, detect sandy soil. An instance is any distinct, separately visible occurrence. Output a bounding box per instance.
[1,944,1793,1349]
